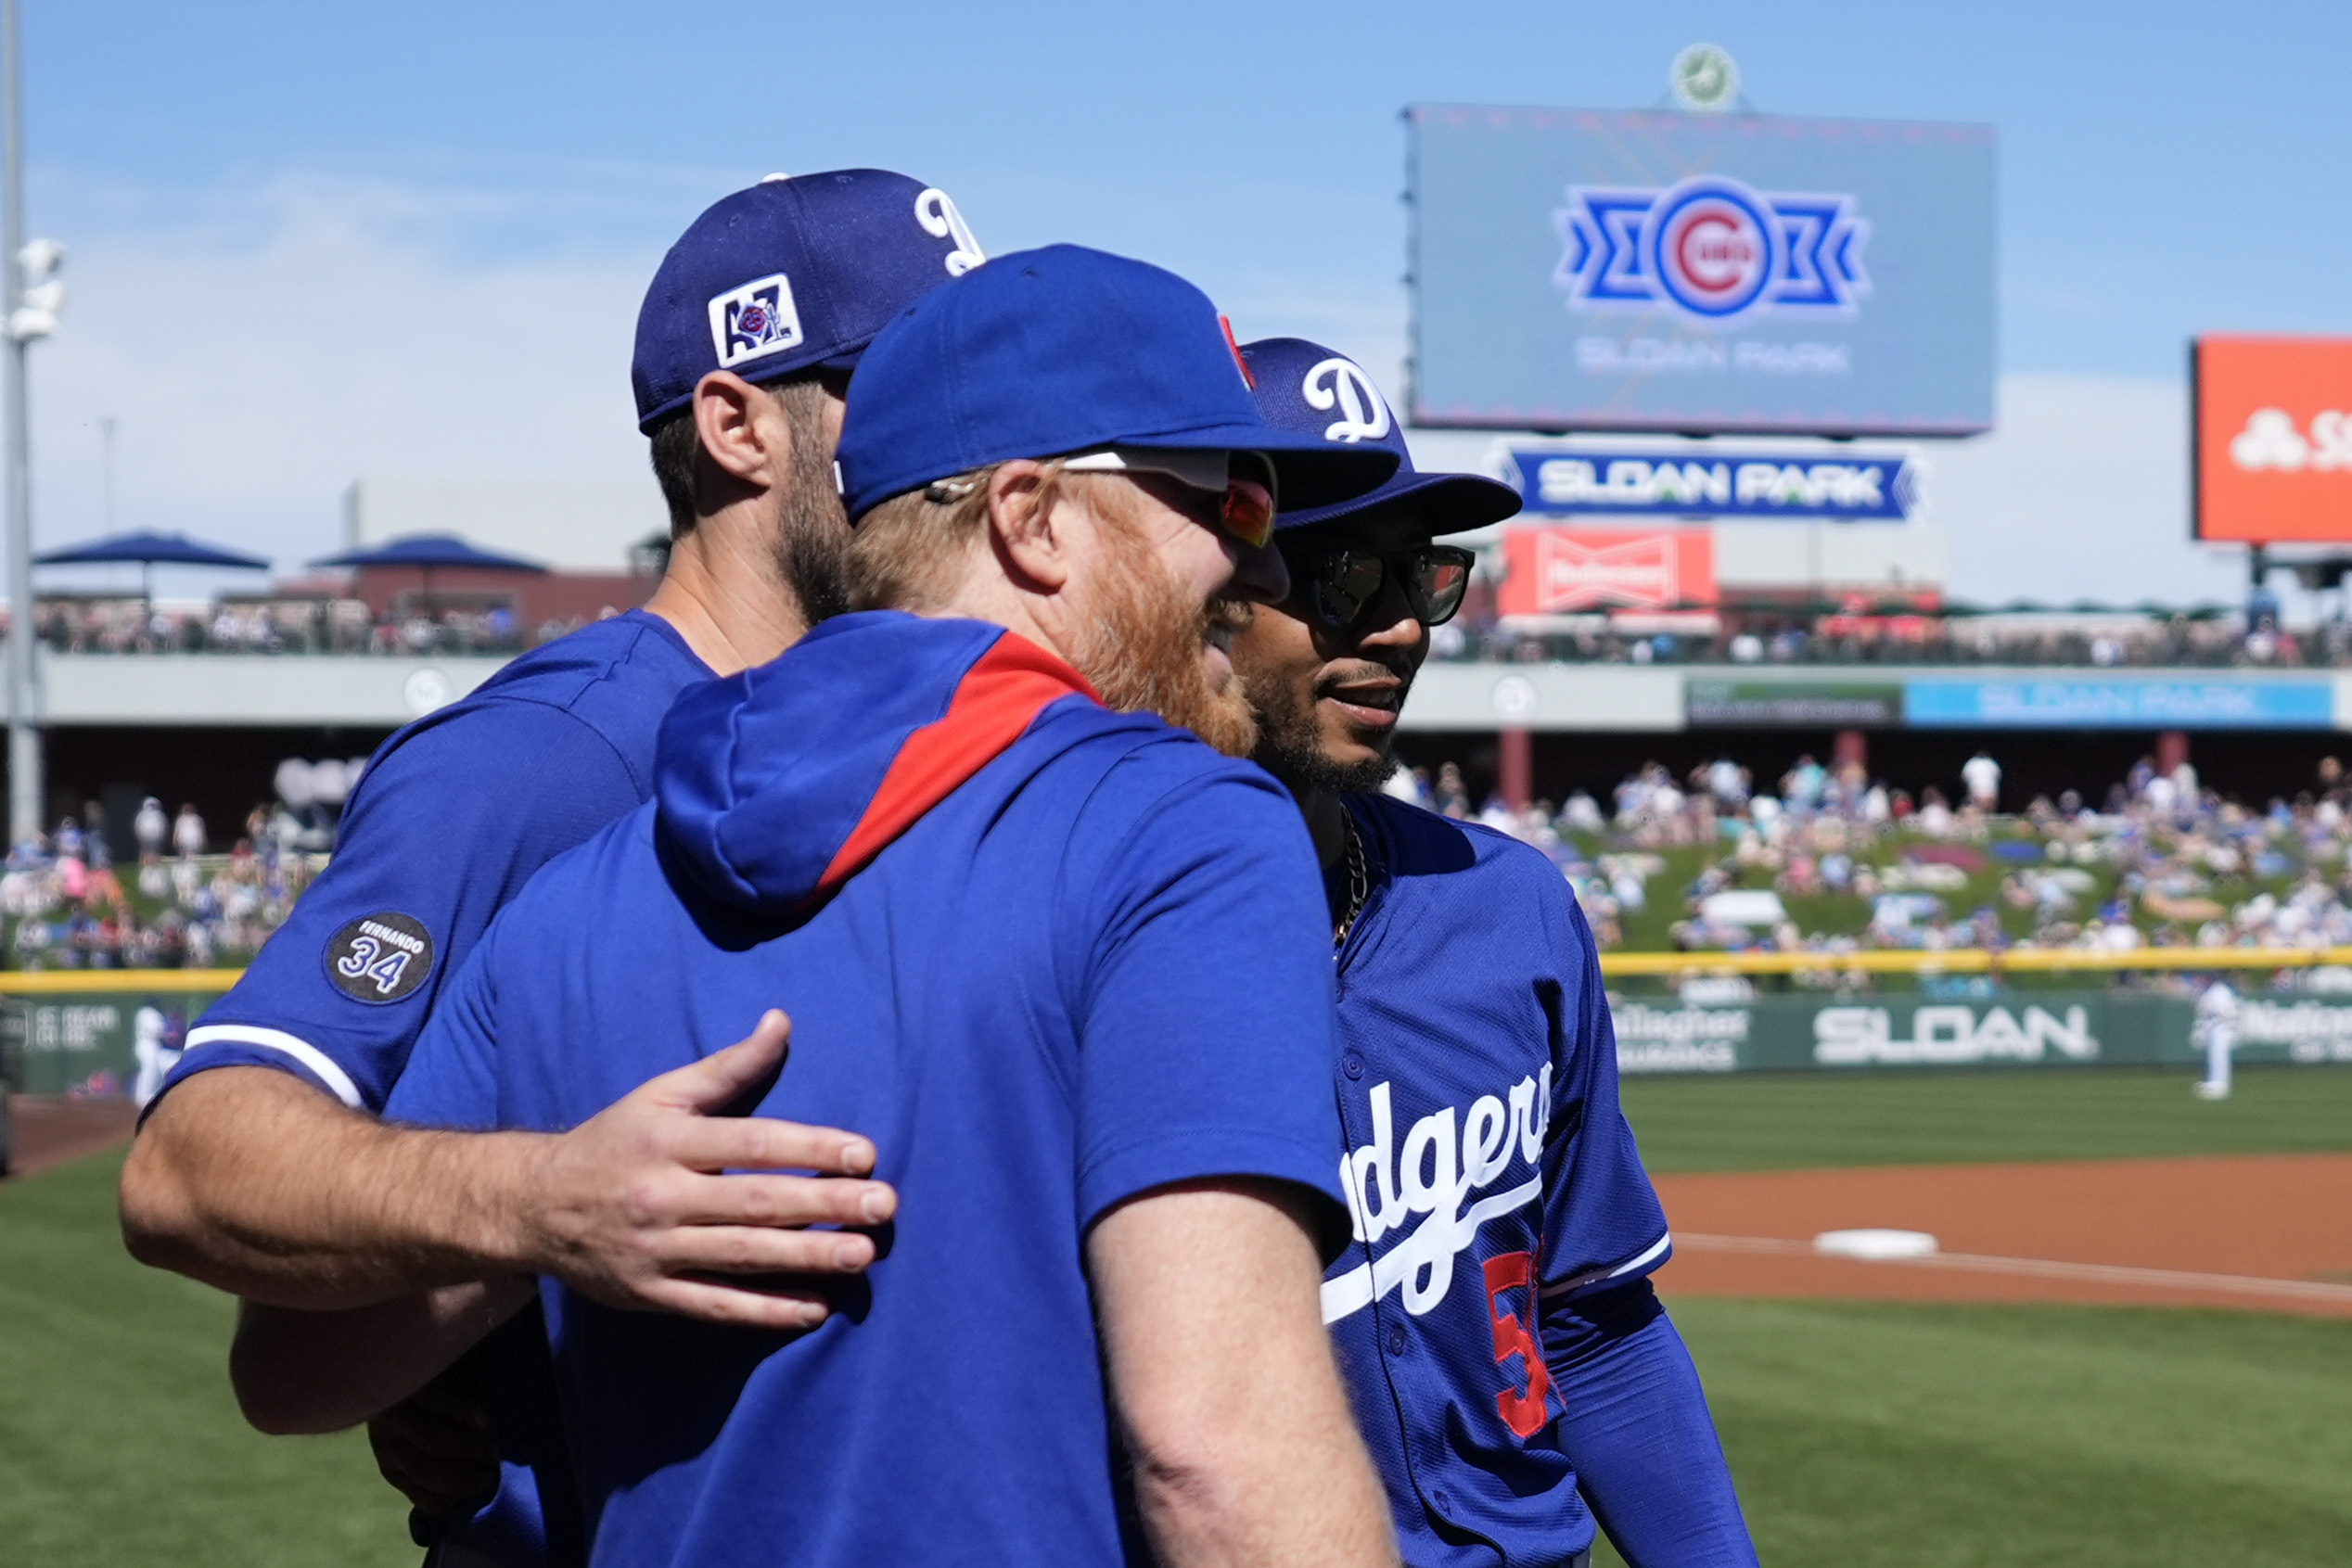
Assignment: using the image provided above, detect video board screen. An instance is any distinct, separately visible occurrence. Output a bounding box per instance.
[2193,336,2352,543]
[1407,105,1996,437]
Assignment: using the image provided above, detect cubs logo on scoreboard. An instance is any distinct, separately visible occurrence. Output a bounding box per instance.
[1407,105,1995,437]
[2194,336,2352,543]
[1555,176,1870,325]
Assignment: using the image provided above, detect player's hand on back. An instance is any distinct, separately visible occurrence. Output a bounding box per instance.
[519,1010,898,1330]
[367,1359,501,1521]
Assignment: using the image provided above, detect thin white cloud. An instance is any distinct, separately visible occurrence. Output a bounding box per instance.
[27,175,658,583]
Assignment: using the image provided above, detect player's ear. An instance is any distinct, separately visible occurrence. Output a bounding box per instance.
[691,371,776,487]
[988,461,1070,593]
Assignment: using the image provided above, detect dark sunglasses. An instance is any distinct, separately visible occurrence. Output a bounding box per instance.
[1281,542,1475,634]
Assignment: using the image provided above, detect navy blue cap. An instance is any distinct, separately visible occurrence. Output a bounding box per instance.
[631,170,985,432]
[1236,338,1521,535]
[837,245,1397,520]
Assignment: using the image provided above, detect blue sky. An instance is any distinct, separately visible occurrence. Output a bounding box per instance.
[20,1,2352,600]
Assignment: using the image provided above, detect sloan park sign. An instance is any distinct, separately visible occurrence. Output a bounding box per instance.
[1606,989,2352,1075]
[1505,447,1919,520]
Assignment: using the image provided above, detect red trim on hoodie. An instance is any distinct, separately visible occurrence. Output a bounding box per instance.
[810,632,1099,902]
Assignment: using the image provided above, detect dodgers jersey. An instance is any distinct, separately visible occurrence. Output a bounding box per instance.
[386,612,1349,1568]
[1323,793,1669,1566]
[157,607,714,1568]
[162,609,712,1111]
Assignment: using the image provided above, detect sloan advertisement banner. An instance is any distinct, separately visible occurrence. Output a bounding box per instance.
[1505,448,1919,520]
[1498,526,1716,616]
[1900,678,2334,730]
[1610,988,2352,1075]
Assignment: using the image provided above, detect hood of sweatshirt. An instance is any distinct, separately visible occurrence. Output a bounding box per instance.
[655,611,1100,915]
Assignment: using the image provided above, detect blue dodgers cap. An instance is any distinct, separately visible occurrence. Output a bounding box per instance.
[837,245,1397,519]
[632,170,985,432]
[1236,338,1521,535]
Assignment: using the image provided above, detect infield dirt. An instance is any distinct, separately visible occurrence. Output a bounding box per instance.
[1653,1152,2352,1316]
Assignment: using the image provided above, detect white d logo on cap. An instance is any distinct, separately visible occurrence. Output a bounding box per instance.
[915,189,985,277]
[1302,358,1392,444]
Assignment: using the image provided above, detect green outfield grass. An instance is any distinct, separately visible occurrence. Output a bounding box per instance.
[13,1080,2352,1568]
[0,1149,413,1568]
[1596,1298,2352,1568]
[1621,1062,2352,1172]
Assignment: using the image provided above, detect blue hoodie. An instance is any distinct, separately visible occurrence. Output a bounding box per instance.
[388,610,1348,1567]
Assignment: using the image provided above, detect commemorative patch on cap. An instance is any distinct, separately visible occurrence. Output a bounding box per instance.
[709,273,806,370]
[324,911,435,1005]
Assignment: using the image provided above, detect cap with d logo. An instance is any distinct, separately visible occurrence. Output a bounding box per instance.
[837,245,1398,520]
[1236,338,1520,535]
[631,169,985,432]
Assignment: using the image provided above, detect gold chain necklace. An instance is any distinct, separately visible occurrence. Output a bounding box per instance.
[1333,812,1369,952]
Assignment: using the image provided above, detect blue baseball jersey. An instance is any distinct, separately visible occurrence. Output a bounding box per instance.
[163,609,712,1111]
[385,612,1349,1568]
[1323,793,1670,1566]
[155,607,713,1568]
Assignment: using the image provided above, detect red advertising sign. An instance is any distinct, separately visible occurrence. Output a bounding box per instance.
[1498,527,1716,616]
[2194,336,2352,542]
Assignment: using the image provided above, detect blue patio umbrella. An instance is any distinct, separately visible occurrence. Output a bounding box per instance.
[311,534,548,573]
[311,533,548,616]
[35,528,272,607]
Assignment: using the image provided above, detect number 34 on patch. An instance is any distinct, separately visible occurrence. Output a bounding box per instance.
[324,911,436,1004]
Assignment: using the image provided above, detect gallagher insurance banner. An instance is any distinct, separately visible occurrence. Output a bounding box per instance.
[1407,105,1996,436]
[2193,336,2352,543]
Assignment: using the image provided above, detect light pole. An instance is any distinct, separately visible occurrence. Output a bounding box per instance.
[0,0,60,848]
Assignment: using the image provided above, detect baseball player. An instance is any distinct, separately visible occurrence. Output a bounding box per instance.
[232,247,1402,1566]
[2194,976,2240,1100]
[1233,337,1759,1567]
[121,171,983,1565]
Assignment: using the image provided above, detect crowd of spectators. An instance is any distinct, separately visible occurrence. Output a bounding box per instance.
[1424,601,2352,670]
[0,792,332,970]
[22,596,607,657]
[1389,749,2352,961]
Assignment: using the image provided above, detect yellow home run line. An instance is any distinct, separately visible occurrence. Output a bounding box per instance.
[1674,1232,2352,1307]
[0,970,246,994]
[1600,946,2352,977]
[12,947,2352,989]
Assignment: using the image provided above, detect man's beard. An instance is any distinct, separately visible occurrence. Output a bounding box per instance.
[776,437,853,624]
[1242,653,1400,797]
[1073,517,1259,759]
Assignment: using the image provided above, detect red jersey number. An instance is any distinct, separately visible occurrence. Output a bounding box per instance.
[1482,1250,1554,1439]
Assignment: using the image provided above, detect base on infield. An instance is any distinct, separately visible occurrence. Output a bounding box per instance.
[1815,1228,1940,1260]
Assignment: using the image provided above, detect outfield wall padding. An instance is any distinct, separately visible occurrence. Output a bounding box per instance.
[13,978,2352,1093]
[5,986,232,1097]
[1612,989,2352,1075]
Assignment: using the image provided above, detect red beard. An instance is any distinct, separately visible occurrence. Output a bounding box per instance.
[1072,516,1259,759]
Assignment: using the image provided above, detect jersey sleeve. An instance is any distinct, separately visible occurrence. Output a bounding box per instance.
[1532,875,1672,1300]
[1064,752,1349,1250]
[382,914,505,1132]
[158,701,646,1114]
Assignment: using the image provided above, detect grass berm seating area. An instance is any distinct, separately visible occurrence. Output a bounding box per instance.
[6,1066,2350,1565]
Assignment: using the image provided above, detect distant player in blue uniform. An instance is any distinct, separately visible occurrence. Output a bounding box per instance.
[121,171,987,1565]
[237,248,1405,1566]
[1233,338,1759,1568]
